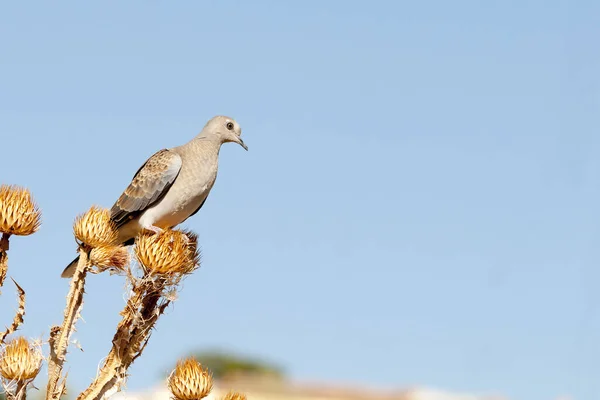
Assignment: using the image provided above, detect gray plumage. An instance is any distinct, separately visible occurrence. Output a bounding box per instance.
[61,115,247,278]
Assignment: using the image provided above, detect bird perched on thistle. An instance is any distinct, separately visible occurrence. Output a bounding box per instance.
[61,115,247,278]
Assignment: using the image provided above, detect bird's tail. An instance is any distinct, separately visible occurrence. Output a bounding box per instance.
[61,256,79,278]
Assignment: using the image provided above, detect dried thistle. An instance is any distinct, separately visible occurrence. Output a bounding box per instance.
[221,392,247,400]
[90,245,129,273]
[0,279,26,345]
[76,276,169,400]
[47,251,89,400]
[168,358,213,400]
[135,230,199,276]
[73,206,118,248]
[0,185,41,236]
[0,337,42,381]
[74,230,201,400]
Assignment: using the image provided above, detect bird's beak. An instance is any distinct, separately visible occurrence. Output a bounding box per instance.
[237,137,248,151]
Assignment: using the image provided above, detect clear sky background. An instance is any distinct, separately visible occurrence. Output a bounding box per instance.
[0,1,598,399]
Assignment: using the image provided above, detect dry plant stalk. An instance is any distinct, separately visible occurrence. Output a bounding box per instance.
[46,250,89,400]
[77,230,199,400]
[0,279,27,344]
[47,207,121,400]
[0,242,8,290]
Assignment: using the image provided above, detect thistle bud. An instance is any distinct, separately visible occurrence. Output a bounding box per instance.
[0,337,42,381]
[90,245,130,272]
[168,358,213,400]
[135,230,199,276]
[73,206,118,248]
[222,391,247,400]
[0,185,41,236]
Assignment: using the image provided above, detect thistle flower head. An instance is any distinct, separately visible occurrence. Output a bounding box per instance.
[90,245,130,272]
[0,337,42,381]
[135,230,199,276]
[73,206,118,248]
[0,185,41,236]
[168,357,213,400]
[222,392,247,400]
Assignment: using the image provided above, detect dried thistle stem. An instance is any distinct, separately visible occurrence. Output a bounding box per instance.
[6,380,27,400]
[0,233,10,252]
[46,249,89,400]
[0,233,11,288]
[15,381,27,400]
[0,279,26,344]
[78,278,169,400]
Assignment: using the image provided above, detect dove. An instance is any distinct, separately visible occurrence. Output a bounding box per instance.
[61,115,247,278]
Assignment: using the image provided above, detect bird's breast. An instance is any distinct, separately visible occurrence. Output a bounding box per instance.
[139,161,218,229]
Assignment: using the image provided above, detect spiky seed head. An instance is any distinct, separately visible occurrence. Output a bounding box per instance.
[222,392,247,400]
[135,230,200,275]
[168,357,213,400]
[73,206,118,248]
[90,245,129,272]
[0,185,41,236]
[0,337,42,381]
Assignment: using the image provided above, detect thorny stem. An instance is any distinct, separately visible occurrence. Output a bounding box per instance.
[46,249,89,400]
[15,381,26,400]
[0,233,11,252]
[77,278,169,400]
[0,233,11,288]
[0,279,27,345]
[6,381,28,400]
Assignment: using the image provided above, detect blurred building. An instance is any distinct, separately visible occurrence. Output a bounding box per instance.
[113,376,508,400]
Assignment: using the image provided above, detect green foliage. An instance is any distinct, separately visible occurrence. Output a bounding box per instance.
[190,350,285,380]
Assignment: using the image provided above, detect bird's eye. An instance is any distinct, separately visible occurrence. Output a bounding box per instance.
[226,122,234,130]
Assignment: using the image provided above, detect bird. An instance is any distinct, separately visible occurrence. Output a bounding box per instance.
[61,115,248,278]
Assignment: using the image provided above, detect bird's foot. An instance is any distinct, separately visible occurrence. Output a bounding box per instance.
[144,225,163,235]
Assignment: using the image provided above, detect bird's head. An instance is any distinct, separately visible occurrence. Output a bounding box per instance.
[205,115,248,151]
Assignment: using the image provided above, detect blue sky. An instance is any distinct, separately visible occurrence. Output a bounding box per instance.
[0,1,598,399]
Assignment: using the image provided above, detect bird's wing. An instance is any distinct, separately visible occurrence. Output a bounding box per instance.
[110,149,183,228]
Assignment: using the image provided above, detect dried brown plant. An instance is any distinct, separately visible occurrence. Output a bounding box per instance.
[73,206,118,248]
[89,245,130,274]
[77,229,200,400]
[0,337,43,400]
[46,251,89,400]
[0,186,41,400]
[0,185,41,287]
[0,279,26,345]
[221,391,248,400]
[0,337,42,381]
[135,229,200,276]
[0,185,41,237]
[167,358,213,400]
[0,185,245,400]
